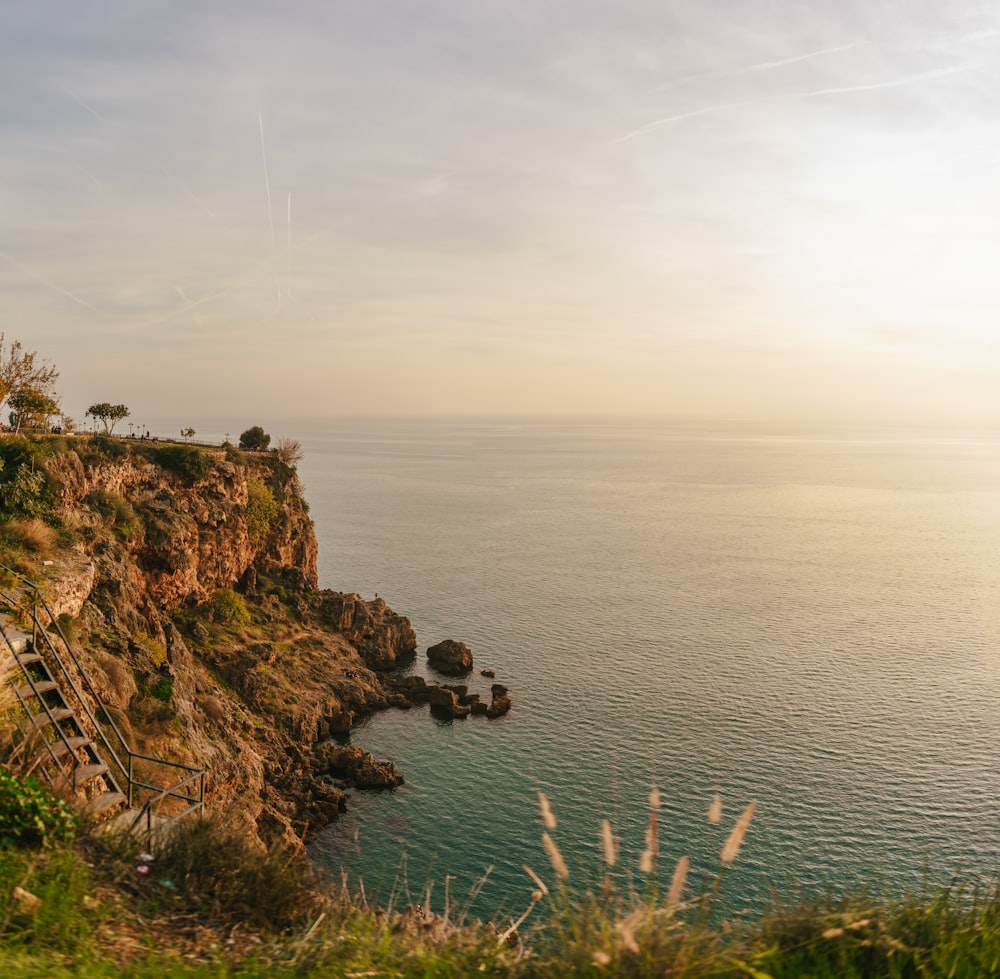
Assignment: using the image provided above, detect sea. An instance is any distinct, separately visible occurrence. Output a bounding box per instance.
[195,417,1000,915]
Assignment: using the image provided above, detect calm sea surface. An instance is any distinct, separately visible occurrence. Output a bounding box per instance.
[290,418,1000,914]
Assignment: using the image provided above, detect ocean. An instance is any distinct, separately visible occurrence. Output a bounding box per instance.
[289,417,1000,915]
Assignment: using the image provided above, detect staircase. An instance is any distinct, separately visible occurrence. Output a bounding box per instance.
[0,566,206,835]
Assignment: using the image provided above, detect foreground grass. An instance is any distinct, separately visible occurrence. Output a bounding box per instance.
[2,787,1000,977]
[2,840,1000,977]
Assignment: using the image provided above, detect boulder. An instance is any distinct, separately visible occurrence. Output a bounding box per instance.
[486,695,512,719]
[320,743,403,788]
[426,685,471,717]
[427,639,474,676]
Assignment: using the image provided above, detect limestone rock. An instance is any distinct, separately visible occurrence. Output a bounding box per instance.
[321,743,403,789]
[321,593,417,670]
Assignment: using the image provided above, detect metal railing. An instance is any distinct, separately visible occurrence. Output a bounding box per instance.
[0,565,206,830]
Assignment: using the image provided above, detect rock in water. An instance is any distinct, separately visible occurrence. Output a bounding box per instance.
[426,639,474,675]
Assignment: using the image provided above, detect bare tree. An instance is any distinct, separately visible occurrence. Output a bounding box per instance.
[275,437,304,466]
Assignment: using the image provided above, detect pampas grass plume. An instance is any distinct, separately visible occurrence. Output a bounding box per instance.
[720,800,756,864]
[666,855,689,907]
[522,864,549,896]
[537,791,558,831]
[600,818,617,867]
[542,831,569,879]
[707,792,723,824]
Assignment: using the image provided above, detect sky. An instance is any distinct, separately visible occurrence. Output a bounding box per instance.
[3,0,1000,426]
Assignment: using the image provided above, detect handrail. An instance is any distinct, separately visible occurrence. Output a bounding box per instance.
[0,565,206,825]
[0,629,75,783]
[0,580,132,795]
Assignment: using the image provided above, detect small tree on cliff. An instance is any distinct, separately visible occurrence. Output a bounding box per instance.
[9,389,60,434]
[86,402,130,434]
[275,437,303,466]
[239,426,271,451]
[0,333,59,418]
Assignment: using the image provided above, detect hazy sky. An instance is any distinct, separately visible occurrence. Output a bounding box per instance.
[4,1,1000,425]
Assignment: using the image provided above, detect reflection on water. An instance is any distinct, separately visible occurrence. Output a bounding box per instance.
[302,420,1000,914]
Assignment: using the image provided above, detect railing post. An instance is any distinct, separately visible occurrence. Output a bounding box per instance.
[128,754,133,808]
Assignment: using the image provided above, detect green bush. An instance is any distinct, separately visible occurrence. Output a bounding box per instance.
[0,770,75,849]
[155,445,211,482]
[212,588,251,626]
[0,466,52,520]
[146,675,174,703]
[84,491,140,540]
[245,478,278,541]
[76,434,130,465]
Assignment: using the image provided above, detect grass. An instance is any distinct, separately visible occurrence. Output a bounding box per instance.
[0,772,997,976]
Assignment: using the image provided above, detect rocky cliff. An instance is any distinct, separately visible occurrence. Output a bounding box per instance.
[24,438,450,845]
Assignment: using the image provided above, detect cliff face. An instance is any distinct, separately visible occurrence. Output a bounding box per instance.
[46,449,318,607]
[35,442,416,844]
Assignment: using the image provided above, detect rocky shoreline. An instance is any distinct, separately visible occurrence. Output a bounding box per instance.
[34,442,511,847]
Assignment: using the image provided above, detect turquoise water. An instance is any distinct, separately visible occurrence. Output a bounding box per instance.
[294,418,1000,915]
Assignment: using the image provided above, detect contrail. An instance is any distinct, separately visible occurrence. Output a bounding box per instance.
[61,87,106,122]
[258,112,276,250]
[610,99,756,143]
[649,41,857,93]
[258,111,281,307]
[0,252,97,310]
[614,62,974,143]
[172,284,204,327]
[795,62,974,98]
[745,41,857,73]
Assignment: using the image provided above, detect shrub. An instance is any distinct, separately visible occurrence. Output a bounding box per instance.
[212,588,251,626]
[5,518,56,553]
[146,674,174,703]
[84,491,140,540]
[0,465,51,519]
[82,434,130,463]
[0,770,76,848]
[224,443,248,465]
[155,445,211,482]
[246,477,278,541]
[153,814,322,931]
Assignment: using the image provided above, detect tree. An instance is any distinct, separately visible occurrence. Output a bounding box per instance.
[239,426,271,451]
[274,437,303,466]
[86,403,130,435]
[9,389,60,435]
[0,334,59,416]
[180,427,196,443]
